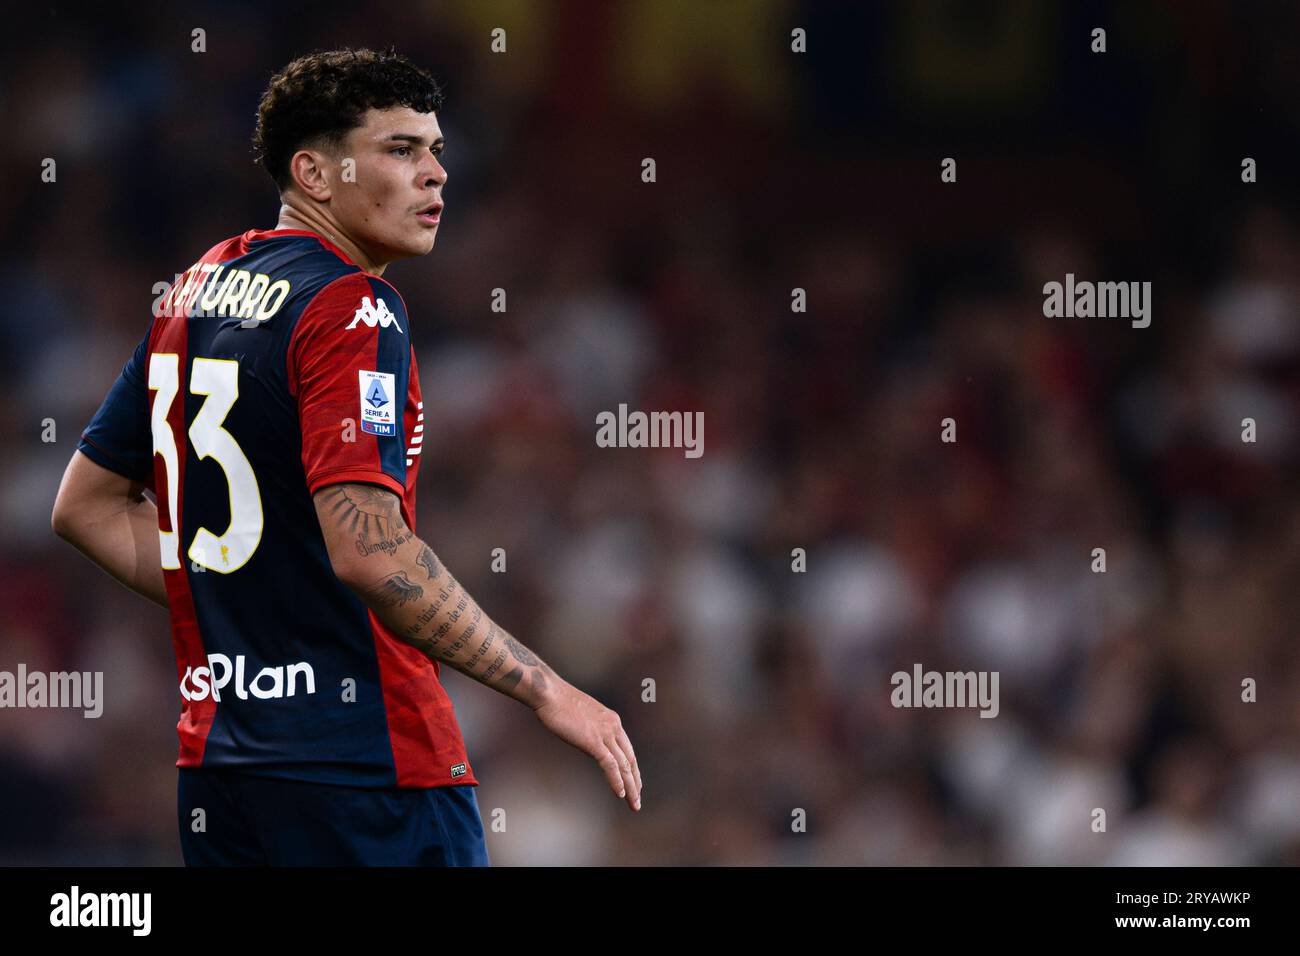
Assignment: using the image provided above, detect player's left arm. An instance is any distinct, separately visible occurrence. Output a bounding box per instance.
[52,451,169,610]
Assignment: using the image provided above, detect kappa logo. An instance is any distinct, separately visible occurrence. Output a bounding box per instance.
[346,295,404,333]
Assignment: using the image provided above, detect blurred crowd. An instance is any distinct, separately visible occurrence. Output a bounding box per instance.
[1,1,1298,864]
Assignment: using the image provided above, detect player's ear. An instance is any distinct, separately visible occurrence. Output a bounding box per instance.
[288,148,332,202]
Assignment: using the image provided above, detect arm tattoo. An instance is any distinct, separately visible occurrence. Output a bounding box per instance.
[369,571,424,608]
[505,634,541,666]
[357,527,414,558]
[481,649,509,681]
[436,605,482,662]
[323,483,398,536]
[464,622,499,669]
[320,483,413,558]
[403,579,461,644]
[417,545,442,580]
[530,666,551,697]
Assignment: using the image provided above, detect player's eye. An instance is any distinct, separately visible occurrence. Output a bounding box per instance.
[391,146,412,157]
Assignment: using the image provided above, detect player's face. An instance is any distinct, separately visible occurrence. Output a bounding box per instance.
[332,106,446,263]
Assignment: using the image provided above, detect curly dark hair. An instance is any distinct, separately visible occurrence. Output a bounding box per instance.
[252,47,443,191]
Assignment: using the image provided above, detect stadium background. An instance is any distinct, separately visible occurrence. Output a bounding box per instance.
[1,1,1298,865]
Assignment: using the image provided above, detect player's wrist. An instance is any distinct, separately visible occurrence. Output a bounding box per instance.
[525,667,564,711]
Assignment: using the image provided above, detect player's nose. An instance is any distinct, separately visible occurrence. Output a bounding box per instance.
[421,154,446,188]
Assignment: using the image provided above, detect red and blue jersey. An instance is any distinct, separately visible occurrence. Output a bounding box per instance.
[77,228,478,789]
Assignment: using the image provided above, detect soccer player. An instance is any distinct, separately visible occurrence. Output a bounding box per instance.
[50,47,641,866]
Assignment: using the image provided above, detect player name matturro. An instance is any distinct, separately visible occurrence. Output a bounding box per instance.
[1042,272,1152,328]
[153,263,293,325]
[595,403,704,459]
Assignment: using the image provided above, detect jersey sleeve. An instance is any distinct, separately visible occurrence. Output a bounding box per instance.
[289,272,412,498]
[76,318,156,486]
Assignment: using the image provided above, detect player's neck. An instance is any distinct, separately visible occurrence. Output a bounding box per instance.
[274,203,388,276]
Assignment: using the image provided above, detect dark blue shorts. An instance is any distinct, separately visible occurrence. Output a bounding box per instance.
[178,767,490,866]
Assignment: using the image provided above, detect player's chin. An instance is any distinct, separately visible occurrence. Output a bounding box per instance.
[403,225,439,255]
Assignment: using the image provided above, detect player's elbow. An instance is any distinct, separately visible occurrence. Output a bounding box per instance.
[51,504,68,540]
[330,558,373,601]
[53,449,142,544]
[52,463,83,541]
[329,550,410,607]
[316,538,365,592]
[51,496,82,543]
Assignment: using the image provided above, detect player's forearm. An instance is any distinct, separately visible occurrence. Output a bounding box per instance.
[371,560,557,707]
[317,482,558,706]
[57,496,169,610]
[344,539,557,709]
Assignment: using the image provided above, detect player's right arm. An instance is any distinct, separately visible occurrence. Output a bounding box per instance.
[54,316,170,611]
[314,481,642,811]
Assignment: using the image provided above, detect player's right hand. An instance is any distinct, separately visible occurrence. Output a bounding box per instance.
[531,679,642,812]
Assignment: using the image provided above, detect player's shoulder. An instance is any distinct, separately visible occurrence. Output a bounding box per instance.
[285,267,413,390]
[298,269,411,336]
